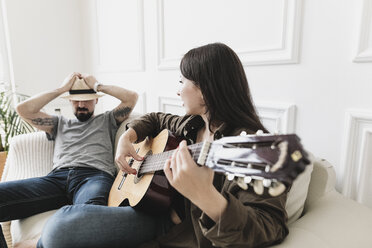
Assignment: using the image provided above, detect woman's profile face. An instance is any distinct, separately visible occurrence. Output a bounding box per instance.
[177,75,206,115]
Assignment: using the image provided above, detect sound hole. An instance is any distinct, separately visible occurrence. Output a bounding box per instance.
[134,150,152,184]
[134,173,144,184]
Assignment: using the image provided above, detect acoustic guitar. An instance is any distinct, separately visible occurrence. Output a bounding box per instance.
[108,129,310,214]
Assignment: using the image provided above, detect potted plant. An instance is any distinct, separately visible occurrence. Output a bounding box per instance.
[0,84,34,178]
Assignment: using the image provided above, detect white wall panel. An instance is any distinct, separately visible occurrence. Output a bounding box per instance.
[157,0,303,69]
[158,96,185,116]
[256,101,296,134]
[96,0,145,72]
[354,0,372,62]
[340,110,372,207]
[134,92,147,114]
[157,96,296,134]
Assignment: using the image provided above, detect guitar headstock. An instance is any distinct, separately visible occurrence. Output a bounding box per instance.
[201,132,310,196]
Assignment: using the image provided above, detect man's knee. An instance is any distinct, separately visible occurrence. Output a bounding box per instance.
[38,206,79,248]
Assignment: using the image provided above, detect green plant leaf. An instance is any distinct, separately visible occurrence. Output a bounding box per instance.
[0,90,35,151]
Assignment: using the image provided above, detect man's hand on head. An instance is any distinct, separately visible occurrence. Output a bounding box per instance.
[81,74,98,90]
[60,72,81,93]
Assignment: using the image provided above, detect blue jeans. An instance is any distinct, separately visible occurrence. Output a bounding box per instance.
[37,205,173,248]
[0,167,114,247]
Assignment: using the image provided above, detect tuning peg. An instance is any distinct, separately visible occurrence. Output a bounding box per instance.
[263,179,272,187]
[268,182,286,197]
[256,130,264,135]
[244,176,252,184]
[240,131,248,136]
[253,180,264,195]
[227,173,235,181]
[237,177,248,190]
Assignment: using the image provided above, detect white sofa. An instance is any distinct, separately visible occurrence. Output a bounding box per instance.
[1,118,372,247]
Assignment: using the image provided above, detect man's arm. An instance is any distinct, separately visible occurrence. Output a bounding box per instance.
[16,73,79,134]
[82,75,138,125]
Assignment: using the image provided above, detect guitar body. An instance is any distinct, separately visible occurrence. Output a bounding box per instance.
[108,130,182,214]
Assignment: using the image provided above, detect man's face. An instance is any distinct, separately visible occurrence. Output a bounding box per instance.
[70,99,97,122]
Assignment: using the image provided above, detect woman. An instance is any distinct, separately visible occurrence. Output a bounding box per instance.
[37,43,288,248]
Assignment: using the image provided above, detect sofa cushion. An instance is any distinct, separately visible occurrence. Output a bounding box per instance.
[11,210,58,245]
[114,113,141,151]
[271,226,329,248]
[287,191,372,247]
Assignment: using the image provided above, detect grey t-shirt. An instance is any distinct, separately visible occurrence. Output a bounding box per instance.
[47,111,118,176]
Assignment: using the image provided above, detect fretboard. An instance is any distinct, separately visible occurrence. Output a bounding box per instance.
[138,143,204,174]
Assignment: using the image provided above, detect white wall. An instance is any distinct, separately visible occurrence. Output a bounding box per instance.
[1,0,372,207]
[1,0,88,117]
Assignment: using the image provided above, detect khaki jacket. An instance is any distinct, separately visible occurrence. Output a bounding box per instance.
[129,113,288,248]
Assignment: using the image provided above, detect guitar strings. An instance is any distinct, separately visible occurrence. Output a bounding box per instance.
[138,143,204,173]
[139,147,203,173]
[138,145,272,174]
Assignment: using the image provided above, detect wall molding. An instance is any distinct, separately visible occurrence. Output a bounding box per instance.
[159,96,182,111]
[95,0,145,72]
[157,97,296,134]
[354,0,372,62]
[136,91,147,114]
[339,110,372,207]
[157,0,303,70]
[158,96,185,115]
[356,128,372,206]
[255,101,296,134]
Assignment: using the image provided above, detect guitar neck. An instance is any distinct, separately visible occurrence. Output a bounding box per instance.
[139,142,204,174]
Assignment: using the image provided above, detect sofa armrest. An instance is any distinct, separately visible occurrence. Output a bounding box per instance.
[1,132,54,247]
[1,132,54,182]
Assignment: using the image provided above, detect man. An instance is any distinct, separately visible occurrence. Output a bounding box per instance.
[0,72,138,248]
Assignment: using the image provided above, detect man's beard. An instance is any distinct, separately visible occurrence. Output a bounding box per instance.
[74,108,94,122]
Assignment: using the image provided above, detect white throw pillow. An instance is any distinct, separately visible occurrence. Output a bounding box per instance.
[285,152,314,224]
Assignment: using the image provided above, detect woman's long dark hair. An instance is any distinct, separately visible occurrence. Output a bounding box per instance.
[180,42,268,133]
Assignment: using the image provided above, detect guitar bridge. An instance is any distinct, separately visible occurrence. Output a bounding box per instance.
[197,141,211,166]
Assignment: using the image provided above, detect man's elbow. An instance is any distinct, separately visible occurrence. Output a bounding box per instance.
[16,102,27,117]
[130,92,139,107]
